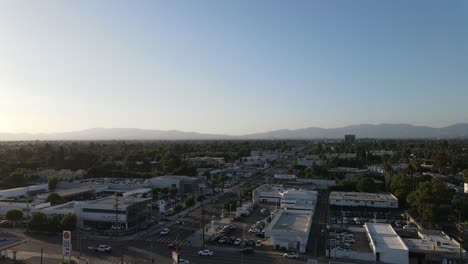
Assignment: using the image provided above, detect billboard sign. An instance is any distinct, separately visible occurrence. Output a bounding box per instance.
[62,231,72,258]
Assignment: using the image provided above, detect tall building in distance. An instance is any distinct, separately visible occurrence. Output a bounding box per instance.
[344,134,356,143]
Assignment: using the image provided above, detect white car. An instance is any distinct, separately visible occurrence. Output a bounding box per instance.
[90,245,111,252]
[81,226,92,231]
[178,258,190,264]
[198,249,214,256]
[160,228,170,235]
[283,252,298,259]
[234,238,242,245]
[255,240,262,247]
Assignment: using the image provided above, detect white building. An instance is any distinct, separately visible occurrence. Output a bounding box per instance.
[364,223,409,264]
[252,184,285,204]
[264,209,313,253]
[274,174,296,180]
[280,190,318,211]
[297,156,322,167]
[329,192,398,208]
[81,196,151,230]
[0,184,48,199]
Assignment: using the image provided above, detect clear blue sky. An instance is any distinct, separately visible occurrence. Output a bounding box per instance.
[0,0,467,135]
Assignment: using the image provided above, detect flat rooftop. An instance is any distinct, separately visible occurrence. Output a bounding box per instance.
[403,230,466,254]
[269,210,312,233]
[365,223,408,252]
[0,238,26,251]
[38,187,94,199]
[254,184,286,193]
[83,196,150,209]
[330,191,398,202]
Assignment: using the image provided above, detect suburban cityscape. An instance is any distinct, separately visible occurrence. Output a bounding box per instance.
[0,137,467,264]
[1,1,467,264]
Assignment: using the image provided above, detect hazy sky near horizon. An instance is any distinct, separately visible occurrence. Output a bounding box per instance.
[0,0,467,135]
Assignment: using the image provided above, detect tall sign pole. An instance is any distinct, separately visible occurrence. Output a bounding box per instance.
[62,231,72,263]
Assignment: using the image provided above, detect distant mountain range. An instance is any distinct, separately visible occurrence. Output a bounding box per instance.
[1,123,468,141]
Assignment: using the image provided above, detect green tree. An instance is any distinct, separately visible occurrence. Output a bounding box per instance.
[407,180,452,223]
[28,211,48,232]
[389,173,412,206]
[61,214,77,231]
[196,195,205,202]
[47,214,61,234]
[46,193,64,205]
[184,197,195,208]
[356,177,377,193]
[169,187,178,197]
[223,198,237,211]
[48,176,60,190]
[174,204,183,213]
[4,209,23,227]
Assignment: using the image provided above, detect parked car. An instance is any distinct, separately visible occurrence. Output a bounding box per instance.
[198,249,214,256]
[255,240,262,247]
[234,238,242,245]
[81,225,92,231]
[160,228,170,235]
[283,252,298,259]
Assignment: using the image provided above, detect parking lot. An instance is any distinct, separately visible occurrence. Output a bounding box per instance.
[206,203,277,251]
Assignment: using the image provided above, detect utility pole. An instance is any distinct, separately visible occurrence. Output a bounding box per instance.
[201,200,205,249]
[115,194,119,239]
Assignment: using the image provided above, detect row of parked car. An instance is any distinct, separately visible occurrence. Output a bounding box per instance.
[248,219,267,234]
[210,224,235,243]
[328,231,355,251]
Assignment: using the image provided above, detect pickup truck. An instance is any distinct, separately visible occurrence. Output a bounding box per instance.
[88,245,112,252]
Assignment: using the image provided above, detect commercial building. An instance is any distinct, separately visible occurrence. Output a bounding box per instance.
[264,209,313,253]
[149,175,200,194]
[252,184,285,204]
[280,189,318,211]
[81,196,151,230]
[403,229,467,264]
[36,187,95,203]
[329,192,398,209]
[364,223,409,264]
[0,184,48,199]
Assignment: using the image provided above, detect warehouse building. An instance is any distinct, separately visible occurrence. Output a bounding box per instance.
[329,192,398,209]
[264,209,313,253]
[365,223,409,264]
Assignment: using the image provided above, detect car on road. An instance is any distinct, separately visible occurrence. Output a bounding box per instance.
[89,245,112,252]
[178,258,190,264]
[198,249,214,256]
[160,228,170,235]
[81,225,92,231]
[283,252,298,259]
[167,243,177,250]
[239,247,255,254]
[175,219,185,225]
